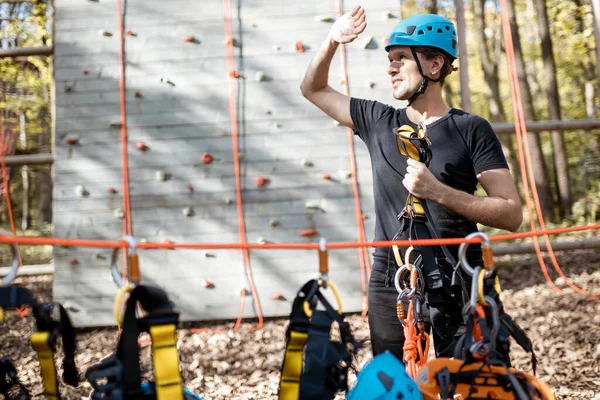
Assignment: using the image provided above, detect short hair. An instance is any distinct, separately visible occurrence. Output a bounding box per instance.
[412,46,455,86]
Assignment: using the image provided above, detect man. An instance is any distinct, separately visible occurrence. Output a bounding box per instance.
[300,7,522,361]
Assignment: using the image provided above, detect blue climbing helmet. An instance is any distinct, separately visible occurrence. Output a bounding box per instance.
[385,14,457,59]
[346,351,422,400]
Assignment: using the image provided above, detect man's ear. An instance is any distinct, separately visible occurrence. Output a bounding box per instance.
[431,54,445,75]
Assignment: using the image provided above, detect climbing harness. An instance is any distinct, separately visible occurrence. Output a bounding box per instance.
[0,232,79,400]
[391,122,468,315]
[346,351,422,400]
[279,239,362,400]
[417,232,555,400]
[394,246,430,378]
[385,14,457,105]
[86,284,202,400]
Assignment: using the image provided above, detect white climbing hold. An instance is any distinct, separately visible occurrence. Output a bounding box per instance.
[302,159,314,167]
[338,169,353,179]
[257,236,268,245]
[269,218,280,228]
[155,171,167,181]
[305,201,321,211]
[363,36,378,50]
[333,120,341,126]
[182,206,194,217]
[225,197,233,205]
[113,208,125,219]
[255,71,268,82]
[75,185,88,198]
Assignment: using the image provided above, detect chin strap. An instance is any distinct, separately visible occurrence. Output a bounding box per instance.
[407,47,444,106]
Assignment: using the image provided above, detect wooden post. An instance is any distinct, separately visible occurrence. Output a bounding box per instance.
[454,0,471,112]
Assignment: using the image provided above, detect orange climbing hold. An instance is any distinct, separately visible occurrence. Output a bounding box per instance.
[126,30,136,37]
[202,279,215,289]
[321,173,331,180]
[229,70,240,78]
[201,152,214,164]
[300,229,318,237]
[107,187,117,194]
[182,35,196,42]
[271,293,286,301]
[295,41,305,53]
[69,258,78,265]
[255,176,270,187]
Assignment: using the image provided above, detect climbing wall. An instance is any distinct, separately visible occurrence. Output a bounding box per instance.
[53,0,403,327]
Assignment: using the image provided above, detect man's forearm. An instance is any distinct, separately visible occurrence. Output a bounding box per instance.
[434,184,522,232]
[300,35,339,95]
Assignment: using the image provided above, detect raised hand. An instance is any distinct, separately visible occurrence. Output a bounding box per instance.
[330,5,367,44]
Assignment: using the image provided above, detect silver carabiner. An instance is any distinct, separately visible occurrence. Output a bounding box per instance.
[110,235,137,288]
[458,232,493,278]
[0,229,20,286]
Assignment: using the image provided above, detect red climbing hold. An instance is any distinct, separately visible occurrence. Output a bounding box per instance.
[300,229,318,237]
[69,258,78,265]
[126,30,136,37]
[255,176,270,187]
[107,187,117,194]
[82,68,89,75]
[229,70,240,78]
[136,141,148,151]
[64,137,78,145]
[321,173,331,180]
[362,214,369,220]
[271,293,286,301]
[201,152,214,164]
[182,35,196,42]
[186,184,194,192]
[134,91,142,98]
[202,279,215,289]
[295,41,305,53]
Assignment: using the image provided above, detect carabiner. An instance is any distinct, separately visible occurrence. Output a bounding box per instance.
[110,235,138,288]
[458,232,494,278]
[318,237,329,288]
[0,229,20,287]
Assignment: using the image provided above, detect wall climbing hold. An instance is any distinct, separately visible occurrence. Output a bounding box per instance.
[302,159,314,167]
[300,229,318,237]
[125,30,136,37]
[295,41,305,53]
[99,30,113,37]
[134,91,142,98]
[271,293,286,301]
[136,141,148,151]
[64,136,79,145]
[255,176,270,187]
[255,71,267,82]
[201,152,213,164]
[182,206,194,217]
[113,208,125,219]
[82,68,89,75]
[186,184,194,192]
[107,187,117,194]
[315,15,334,23]
[257,237,268,244]
[321,173,331,180]
[182,35,196,43]
[155,171,167,181]
[202,280,215,289]
[69,258,78,265]
[269,218,280,228]
[75,185,89,198]
[229,71,240,79]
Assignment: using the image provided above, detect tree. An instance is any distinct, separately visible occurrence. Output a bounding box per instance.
[534,0,572,218]
[505,0,557,220]
[454,0,471,112]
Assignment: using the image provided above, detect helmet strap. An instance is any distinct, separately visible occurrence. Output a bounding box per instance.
[407,47,442,106]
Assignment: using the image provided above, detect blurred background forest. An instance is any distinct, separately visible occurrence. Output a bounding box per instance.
[0,0,599,264]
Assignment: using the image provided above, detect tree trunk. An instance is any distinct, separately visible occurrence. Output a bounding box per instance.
[19,112,30,231]
[424,0,438,14]
[472,0,519,180]
[534,0,571,218]
[574,0,598,118]
[592,0,600,104]
[506,0,556,220]
[454,0,471,112]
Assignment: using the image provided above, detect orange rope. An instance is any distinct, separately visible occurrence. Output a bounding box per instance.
[402,301,430,378]
[0,223,599,249]
[498,0,599,299]
[222,0,263,332]
[116,0,132,238]
[334,0,371,317]
[0,129,22,266]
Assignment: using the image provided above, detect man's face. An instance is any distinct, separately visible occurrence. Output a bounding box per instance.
[387,46,422,101]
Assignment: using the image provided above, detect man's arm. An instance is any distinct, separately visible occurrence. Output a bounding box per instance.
[300,6,366,129]
[403,159,523,232]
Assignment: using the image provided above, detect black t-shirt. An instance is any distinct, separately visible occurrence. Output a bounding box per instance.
[350,98,508,264]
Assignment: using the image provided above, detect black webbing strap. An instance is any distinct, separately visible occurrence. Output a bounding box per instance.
[0,357,31,399]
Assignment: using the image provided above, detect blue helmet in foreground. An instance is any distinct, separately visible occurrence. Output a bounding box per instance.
[385,14,457,60]
[346,351,422,400]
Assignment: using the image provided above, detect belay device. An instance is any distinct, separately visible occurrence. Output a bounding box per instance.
[85,284,202,400]
[279,239,362,400]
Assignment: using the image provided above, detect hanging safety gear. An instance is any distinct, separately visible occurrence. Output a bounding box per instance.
[85,285,202,400]
[416,233,554,400]
[385,14,457,104]
[0,285,79,400]
[346,351,422,400]
[279,279,362,400]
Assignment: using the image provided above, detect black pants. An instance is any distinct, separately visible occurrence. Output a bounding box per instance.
[368,261,467,362]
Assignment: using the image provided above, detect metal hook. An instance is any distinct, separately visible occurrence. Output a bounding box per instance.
[110,235,137,288]
[458,232,493,277]
[0,229,20,287]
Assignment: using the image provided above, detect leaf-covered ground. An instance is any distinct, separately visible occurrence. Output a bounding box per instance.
[1,249,599,399]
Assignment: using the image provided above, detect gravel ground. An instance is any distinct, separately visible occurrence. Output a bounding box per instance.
[1,249,599,399]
